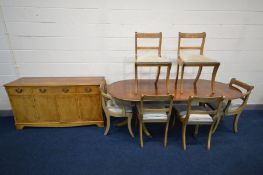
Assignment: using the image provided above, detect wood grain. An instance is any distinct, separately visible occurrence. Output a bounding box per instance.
[108,79,243,102]
[4,77,105,129]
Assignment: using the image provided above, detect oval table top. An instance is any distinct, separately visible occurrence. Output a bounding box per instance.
[108,79,242,102]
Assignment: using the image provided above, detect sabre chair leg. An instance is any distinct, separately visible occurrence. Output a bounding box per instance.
[104,115,111,136]
[127,115,134,138]
[194,125,199,137]
[207,124,214,150]
[194,66,203,88]
[166,65,171,94]
[155,66,161,88]
[139,122,144,148]
[211,64,220,94]
[233,113,241,133]
[175,64,180,90]
[164,122,169,147]
[182,124,187,150]
[212,116,222,134]
[143,123,152,137]
[180,65,185,94]
[135,64,138,93]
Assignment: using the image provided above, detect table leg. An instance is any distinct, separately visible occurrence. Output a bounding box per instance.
[166,64,171,94]
[211,63,220,94]
[180,65,185,94]
[155,66,161,88]
[194,65,203,88]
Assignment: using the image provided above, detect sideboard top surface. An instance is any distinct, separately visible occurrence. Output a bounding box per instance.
[4,77,105,87]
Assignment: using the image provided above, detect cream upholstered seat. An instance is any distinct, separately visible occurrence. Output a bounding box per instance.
[100,81,134,138]
[180,114,213,124]
[106,100,132,114]
[137,95,173,148]
[174,96,224,150]
[175,32,220,94]
[135,32,172,92]
[143,112,167,121]
[180,55,218,64]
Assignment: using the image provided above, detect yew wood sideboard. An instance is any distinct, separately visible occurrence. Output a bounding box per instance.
[4,77,105,129]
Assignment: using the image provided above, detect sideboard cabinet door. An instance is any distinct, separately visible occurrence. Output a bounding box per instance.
[10,95,37,123]
[56,95,80,122]
[34,95,59,122]
[78,94,102,121]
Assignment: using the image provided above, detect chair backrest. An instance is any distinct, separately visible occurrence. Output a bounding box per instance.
[135,32,162,59]
[185,96,224,122]
[177,32,206,57]
[226,78,254,112]
[140,94,173,120]
[99,80,112,112]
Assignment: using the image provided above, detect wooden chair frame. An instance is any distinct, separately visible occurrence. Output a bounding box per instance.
[210,78,254,133]
[135,32,172,93]
[179,96,224,150]
[100,81,134,137]
[137,94,173,148]
[175,32,220,94]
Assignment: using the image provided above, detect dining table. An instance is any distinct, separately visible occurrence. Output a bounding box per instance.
[108,79,242,102]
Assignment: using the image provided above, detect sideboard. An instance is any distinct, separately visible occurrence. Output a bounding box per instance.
[4,77,105,129]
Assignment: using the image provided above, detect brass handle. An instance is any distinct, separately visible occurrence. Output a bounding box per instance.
[15,88,23,94]
[39,88,47,93]
[62,88,69,93]
[85,87,92,93]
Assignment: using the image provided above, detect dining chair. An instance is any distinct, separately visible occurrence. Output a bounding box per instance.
[175,32,220,94]
[137,94,173,148]
[100,81,134,137]
[135,32,172,93]
[174,96,224,150]
[206,78,254,133]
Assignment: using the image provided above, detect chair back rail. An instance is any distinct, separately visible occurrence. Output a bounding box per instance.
[135,32,162,59]
[225,78,254,114]
[178,32,206,56]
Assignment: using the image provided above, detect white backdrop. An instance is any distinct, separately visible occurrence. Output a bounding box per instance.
[0,0,263,109]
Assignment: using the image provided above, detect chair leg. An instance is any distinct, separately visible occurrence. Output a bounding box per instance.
[175,64,180,90]
[139,122,143,148]
[135,64,138,93]
[211,63,220,94]
[233,113,241,133]
[182,124,187,150]
[164,122,169,147]
[180,65,185,94]
[143,123,152,137]
[127,115,134,138]
[193,66,203,88]
[166,65,171,93]
[207,124,214,150]
[212,116,222,134]
[194,125,199,136]
[155,66,161,88]
[104,114,111,136]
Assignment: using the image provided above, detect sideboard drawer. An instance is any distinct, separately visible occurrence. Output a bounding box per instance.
[7,87,32,95]
[55,87,76,94]
[77,86,99,94]
[33,87,56,94]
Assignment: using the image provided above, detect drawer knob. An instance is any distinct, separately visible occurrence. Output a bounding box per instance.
[85,87,92,93]
[15,88,23,93]
[39,88,47,93]
[62,88,69,93]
